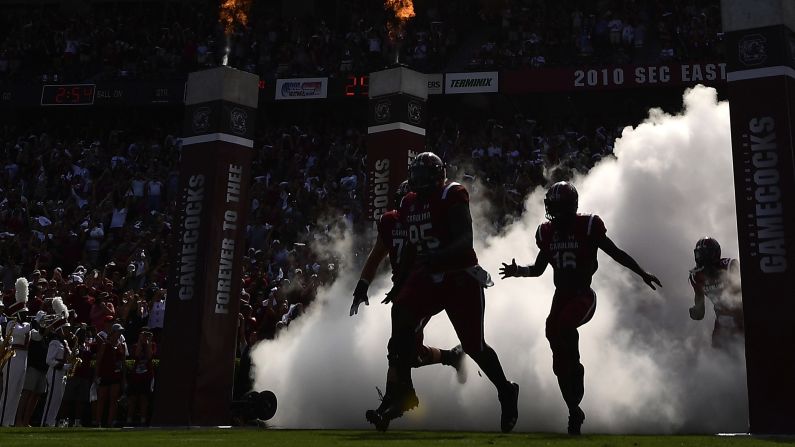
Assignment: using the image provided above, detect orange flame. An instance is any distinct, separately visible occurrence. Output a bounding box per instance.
[384,0,414,64]
[220,0,252,34]
[385,0,415,21]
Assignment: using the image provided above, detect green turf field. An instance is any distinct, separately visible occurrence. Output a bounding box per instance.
[0,429,793,447]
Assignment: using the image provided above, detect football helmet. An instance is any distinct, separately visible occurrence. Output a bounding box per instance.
[408,152,445,195]
[544,181,578,223]
[393,180,410,209]
[694,237,721,268]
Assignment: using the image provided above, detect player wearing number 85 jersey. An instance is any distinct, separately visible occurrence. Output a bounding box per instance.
[500,181,661,435]
[367,152,519,434]
[351,181,466,432]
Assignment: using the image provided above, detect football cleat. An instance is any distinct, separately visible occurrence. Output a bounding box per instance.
[401,388,420,412]
[567,406,585,435]
[365,409,390,432]
[499,382,520,433]
[450,345,467,384]
[366,386,420,432]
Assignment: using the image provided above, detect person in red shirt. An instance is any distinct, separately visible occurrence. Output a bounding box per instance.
[68,285,94,326]
[94,324,126,427]
[351,180,466,430]
[90,292,115,333]
[368,153,518,433]
[126,329,155,426]
[500,181,661,435]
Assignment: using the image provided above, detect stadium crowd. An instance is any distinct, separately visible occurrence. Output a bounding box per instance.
[0,0,722,83]
[0,0,474,83]
[468,0,723,69]
[0,117,346,427]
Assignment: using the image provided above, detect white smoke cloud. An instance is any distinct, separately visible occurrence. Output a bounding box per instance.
[251,85,747,433]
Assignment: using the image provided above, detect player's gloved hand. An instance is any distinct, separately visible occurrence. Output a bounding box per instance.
[689,304,705,320]
[499,258,520,279]
[382,285,400,304]
[642,272,662,290]
[350,279,370,316]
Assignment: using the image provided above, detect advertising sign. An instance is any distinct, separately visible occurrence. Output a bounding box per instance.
[275,77,328,100]
[445,71,499,94]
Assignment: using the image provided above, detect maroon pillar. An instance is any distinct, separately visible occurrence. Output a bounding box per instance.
[366,66,428,220]
[723,0,795,434]
[153,67,257,426]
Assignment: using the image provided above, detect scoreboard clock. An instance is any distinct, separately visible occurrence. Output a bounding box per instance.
[344,75,369,97]
[40,84,96,106]
[325,75,370,98]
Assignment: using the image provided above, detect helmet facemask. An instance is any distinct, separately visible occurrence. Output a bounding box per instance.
[544,199,577,224]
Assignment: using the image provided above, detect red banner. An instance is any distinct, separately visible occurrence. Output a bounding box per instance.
[502,62,726,93]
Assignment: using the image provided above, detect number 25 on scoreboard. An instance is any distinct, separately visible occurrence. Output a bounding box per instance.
[345,75,369,97]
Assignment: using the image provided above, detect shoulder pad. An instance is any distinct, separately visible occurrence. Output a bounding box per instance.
[441,182,464,200]
[536,222,551,247]
[584,214,606,237]
[379,210,397,223]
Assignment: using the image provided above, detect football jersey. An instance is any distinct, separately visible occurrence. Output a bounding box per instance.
[689,258,743,320]
[536,214,607,290]
[398,182,479,272]
[377,210,408,273]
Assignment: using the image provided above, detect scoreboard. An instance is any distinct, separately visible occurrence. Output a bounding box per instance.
[340,75,369,98]
[40,84,96,105]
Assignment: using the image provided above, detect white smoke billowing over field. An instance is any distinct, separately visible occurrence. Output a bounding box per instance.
[252,86,747,433]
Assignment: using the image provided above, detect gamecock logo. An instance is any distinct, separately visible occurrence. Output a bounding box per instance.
[738,34,767,66]
[375,100,391,123]
[230,108,248,135]
[407,100,422,125]
[192,107,211,134]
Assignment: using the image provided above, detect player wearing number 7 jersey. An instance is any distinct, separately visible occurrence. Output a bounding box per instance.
[500,181,661,435]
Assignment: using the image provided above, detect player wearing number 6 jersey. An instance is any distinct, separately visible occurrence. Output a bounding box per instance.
[500,181,661,435]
